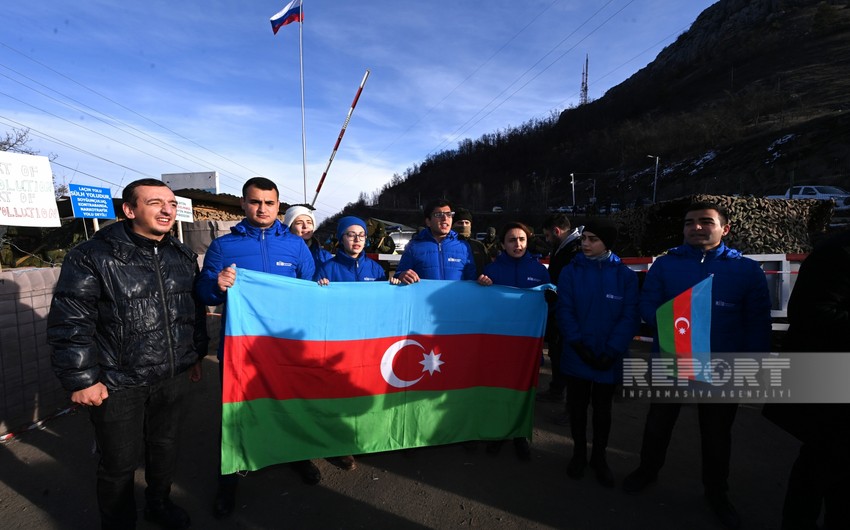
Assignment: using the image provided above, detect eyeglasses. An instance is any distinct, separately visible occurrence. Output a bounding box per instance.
[431,211,455,219]
[343,232,368,240]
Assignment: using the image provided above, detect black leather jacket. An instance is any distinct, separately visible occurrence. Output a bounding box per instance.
[48,222,208,392]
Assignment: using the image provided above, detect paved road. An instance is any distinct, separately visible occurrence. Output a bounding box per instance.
[0,354,800,529]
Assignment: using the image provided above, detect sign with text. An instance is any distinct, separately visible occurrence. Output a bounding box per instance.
[69,184,116,219]
[0,152,61,227]
[175,196,193,223]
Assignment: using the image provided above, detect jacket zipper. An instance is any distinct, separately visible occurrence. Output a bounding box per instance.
[154,245,176,377]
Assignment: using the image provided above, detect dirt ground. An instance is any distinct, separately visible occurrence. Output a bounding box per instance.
[0,352,801,530]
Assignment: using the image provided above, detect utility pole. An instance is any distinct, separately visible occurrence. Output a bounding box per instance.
[570,173,576,207]
[647,155,660,203]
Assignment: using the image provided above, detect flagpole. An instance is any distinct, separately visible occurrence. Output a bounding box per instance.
[310,69,371,208]
[298,1,307,202]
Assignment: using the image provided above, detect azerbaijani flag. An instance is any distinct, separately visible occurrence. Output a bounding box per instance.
[221,269,548,474]
[656,275,713,383]
[270,0,303,34]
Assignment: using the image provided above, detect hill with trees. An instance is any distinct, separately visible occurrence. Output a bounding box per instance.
[327,0,850,232]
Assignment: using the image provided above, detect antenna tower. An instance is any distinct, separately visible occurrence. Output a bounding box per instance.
[580,54,589,106]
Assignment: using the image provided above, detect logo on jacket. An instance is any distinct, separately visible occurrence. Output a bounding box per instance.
[275,261,293,267]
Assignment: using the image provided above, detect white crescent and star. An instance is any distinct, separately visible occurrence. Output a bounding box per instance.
[674,317,690,335]
[380,339,445,389]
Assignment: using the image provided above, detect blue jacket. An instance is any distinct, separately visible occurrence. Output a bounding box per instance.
[316,252,387,282]
[196,219,315,358]
[484,251,549,289]
[640,242,771,353]
[307,237,333,267]
[395,228,477,280]
[556,252,640,384]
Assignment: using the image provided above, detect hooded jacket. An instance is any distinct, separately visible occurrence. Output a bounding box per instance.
[556,251,640,384]
[196,218,315,359]
[196,219,315,307]
[48,221,209,392]
[639,242,771,353]
[395,228,477,281]
[484,251,549,289]
[316,251,387,282]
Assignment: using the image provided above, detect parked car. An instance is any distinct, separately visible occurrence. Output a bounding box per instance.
[766,185,850,212]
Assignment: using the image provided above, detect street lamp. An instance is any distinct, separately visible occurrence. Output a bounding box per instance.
[647,155,660,203]
[570,173,576,208]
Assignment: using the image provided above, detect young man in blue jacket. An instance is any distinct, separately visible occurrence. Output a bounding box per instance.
[623,202,771,530]
[196,177,317,519]
[395,199,489,285]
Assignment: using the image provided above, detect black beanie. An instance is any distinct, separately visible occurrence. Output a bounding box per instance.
[454,208,473,224]
[582,219,618,250]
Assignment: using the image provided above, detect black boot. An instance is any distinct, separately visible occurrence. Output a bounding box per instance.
[590,449,615,488]
[213,479,237,519]
[567,444,587,479]
[144,498,191,529]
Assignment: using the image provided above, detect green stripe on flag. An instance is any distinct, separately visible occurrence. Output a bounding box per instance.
[221,387,535,474]
[656,298,675,357]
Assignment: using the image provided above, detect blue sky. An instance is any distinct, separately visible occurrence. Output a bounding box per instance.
[1,0,716,222]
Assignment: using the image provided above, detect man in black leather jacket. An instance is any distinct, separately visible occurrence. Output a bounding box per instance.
[48,178,208,530]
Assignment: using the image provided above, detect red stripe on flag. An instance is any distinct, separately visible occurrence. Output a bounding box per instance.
[223,334,542,403]
[672,291,693,357]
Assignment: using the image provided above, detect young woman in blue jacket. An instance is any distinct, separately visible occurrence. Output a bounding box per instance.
[315,216,400,469]
[556,219,639,487]
[483,222,550,460]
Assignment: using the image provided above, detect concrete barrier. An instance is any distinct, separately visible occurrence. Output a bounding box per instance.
[0,267,65,436]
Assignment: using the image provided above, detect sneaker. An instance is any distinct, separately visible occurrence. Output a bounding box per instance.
[212,481,237,519]
[566,455,586,479]
[330,455,357,471]
[290,460,321,485]
[513,438,532,461]
[705,492,741,529]
[144,498,191,529]
[622,467,657,494]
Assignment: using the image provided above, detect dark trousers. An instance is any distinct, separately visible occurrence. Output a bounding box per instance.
[547,332,567,393]
[88,374,188,529]
[782,442,850,529]
[566,375,615,458]
[638,402,738,495]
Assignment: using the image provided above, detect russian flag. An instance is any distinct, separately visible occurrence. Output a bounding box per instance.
[270,0,303,35]
[656,275,713,382]
[220,269,549,473]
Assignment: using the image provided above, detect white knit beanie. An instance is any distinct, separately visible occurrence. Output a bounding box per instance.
[284,205,316,228]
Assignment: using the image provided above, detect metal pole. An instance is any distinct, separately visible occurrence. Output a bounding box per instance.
[298,1,307,202]
[570,173,575,208]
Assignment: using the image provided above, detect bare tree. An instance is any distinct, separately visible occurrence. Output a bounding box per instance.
[0,128,37,155]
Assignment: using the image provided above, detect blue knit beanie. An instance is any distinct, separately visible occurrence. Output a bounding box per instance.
[336,216,368,240]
